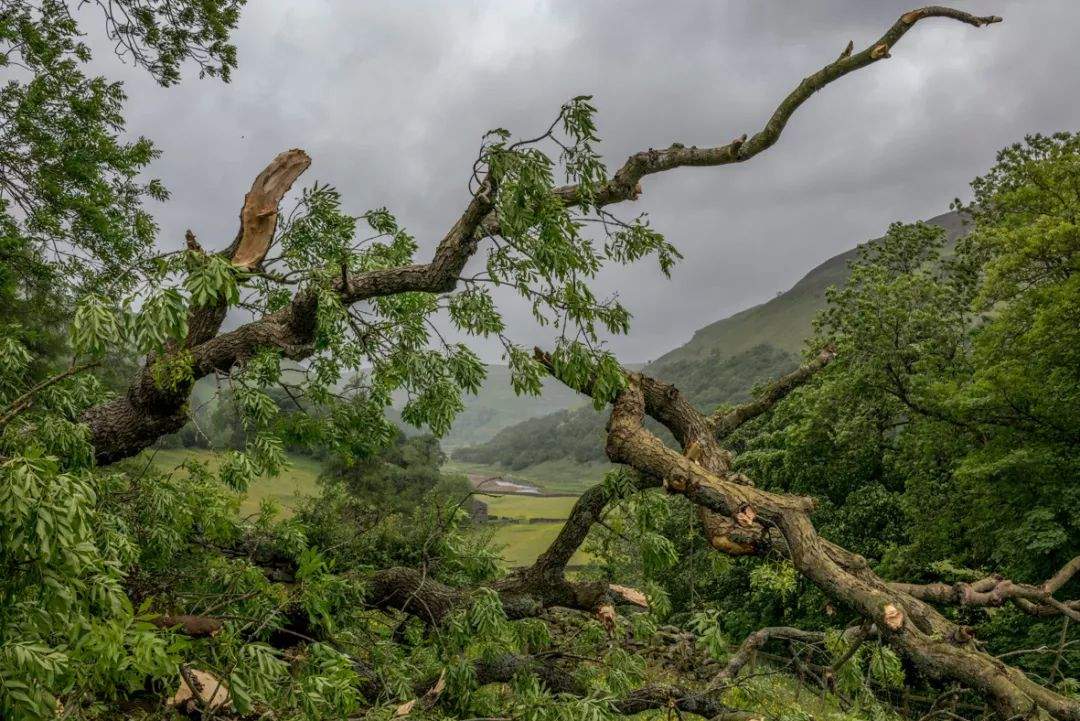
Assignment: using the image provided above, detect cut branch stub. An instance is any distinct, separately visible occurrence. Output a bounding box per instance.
[700,510,758,556]
[609,584,650,608]
[170,667,230,712]
[597,604,617,634]
[228,148,312,270]
[882,603,905,631]
[735,504,757,528]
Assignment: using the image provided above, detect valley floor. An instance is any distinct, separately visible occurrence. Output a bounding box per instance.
[146,449,595,568]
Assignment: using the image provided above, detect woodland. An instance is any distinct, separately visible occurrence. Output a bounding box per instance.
[1,2,1078,721]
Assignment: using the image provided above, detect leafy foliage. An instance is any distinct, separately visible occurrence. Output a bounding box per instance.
[1,0,1077,716]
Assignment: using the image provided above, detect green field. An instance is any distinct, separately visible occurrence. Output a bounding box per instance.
[491,521,585,568]
[445,458,609,495]
[481,494,578,519]
[147,449,587,568]
[480,493,589,568]
[147,448,324,516]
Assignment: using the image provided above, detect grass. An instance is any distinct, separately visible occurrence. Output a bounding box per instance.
[481,494,578,520]
[479,493,590,569]
[148,448,324,516]
[445,458,610,495]
[489,521,583,568]
[149,450,587,568]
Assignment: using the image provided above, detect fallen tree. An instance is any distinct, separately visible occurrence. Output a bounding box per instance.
[535,354,1080,720]
[57,6,1080,719]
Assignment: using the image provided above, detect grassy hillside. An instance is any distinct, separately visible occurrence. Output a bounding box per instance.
[439,364,591,449]
[396,364,590,450]
[651,210,966,367]
[454,211,968,489]
[148,448,324,517]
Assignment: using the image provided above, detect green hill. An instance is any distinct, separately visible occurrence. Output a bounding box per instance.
[651,210,967,367]
[434,365,590,449]
[454,211,968,490]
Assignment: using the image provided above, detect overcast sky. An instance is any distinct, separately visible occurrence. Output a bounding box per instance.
[95,1,1080,364]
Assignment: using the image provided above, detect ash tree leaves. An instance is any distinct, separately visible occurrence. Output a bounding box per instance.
[184,253,240,307]
[449,97,680,409]
[605,215,682,278]
[560,95,606,210]
[69,250,241,359]
[0,3,248,717]
[545,340,626,409]
[0,0,240,301]
[448,286,505,337]
[278,183,359,270]
[0,450,183,720]
[72,294,122,356]
[131,287,187,351]
[84,0,244,86]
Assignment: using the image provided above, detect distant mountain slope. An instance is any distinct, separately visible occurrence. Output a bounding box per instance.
[455,343,796,470]
[437,365,589,449]
[651,210,966,367]
[455,211,967,488]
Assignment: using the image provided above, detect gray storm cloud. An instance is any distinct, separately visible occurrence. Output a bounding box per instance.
[91,0,1079,363]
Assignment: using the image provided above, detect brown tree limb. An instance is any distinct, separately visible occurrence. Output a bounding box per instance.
[550,364,1079,720]
[503,7,1001,222]
[366,565,623,624]
[710,346,835,439]
[890,558,1080,622]
[711,627,827,685]
[81,7,999,466]
[409,653,756,718]
[1045,556,1080,595]
[535,347,806,558]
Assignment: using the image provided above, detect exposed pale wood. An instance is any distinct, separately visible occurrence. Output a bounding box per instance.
[228,148,311,270]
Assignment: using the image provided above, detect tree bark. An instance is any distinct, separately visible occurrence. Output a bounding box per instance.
[543,358,1079,720]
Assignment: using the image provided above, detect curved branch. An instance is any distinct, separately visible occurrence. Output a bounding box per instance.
[82,6,999,466]
[520,7,1001,218]
[1045,556,1080,595]
[711,346,835,439]
[890,559,1080,622]
[83,182,494,464]
[712,626,827,684]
